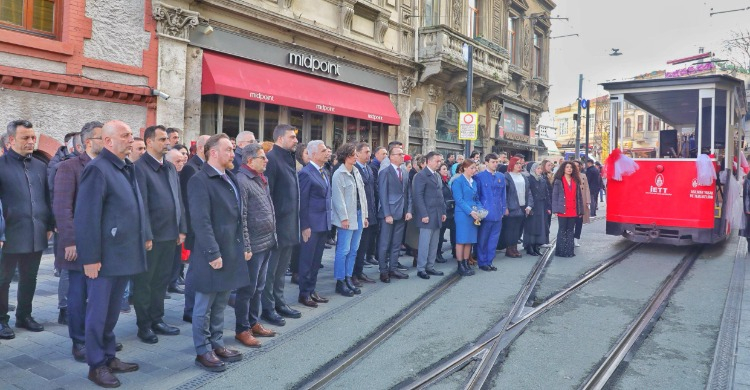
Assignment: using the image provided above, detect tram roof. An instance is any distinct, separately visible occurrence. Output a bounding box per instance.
[600,75,747,127]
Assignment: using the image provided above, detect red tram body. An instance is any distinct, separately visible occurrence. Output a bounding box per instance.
[601,75,747,245]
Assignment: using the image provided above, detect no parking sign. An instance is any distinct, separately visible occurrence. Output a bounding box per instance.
[458,112,478,140]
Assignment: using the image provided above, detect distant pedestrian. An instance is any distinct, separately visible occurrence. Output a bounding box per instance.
[551,161,584,258]
[585,159,602,217]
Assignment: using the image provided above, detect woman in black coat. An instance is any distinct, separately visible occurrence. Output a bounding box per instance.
[523,163,551,255]
[438,163,455,261]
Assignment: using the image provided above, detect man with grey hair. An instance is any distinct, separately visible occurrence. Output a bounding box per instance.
[231,131,257,173]
[261,124,301,326]
[233,143,277,347]
[53,120,104,361]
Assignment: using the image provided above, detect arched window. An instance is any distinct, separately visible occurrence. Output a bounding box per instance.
[624,118,632,138]
[436,102,460,143]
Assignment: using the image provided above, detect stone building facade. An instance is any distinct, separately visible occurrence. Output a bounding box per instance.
[0,0,158,158]
[1,0,555,159]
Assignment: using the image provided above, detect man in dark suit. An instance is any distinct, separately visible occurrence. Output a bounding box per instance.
[230,131,256,174]
[0,120,54,339]
[353,142,377,284]
[53,121,104,362]
[377,146,412,283]
[133,125,186,343]
[262,124,301,326]
[297,140,332,307]
[585,159,602,217]
[187,133,249,372]
[75,120,146,387]
[412,151,447,280]
[180,135,209,323]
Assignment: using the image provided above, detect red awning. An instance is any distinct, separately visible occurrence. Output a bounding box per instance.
[202,51,400,125]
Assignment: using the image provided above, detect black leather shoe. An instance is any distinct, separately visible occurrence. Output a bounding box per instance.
[167,284,185,294]
[417,271,430,279]
[389,270,409,279]
[479,265,493,272]
[311,292,329,303]
[152,322,180,335]
[261,310,286,326]
[380,273,391,283]
[58,308,67,325]
[183,313,192,323]
[345,277,361,294]
[396,262,408,271]
[435,253,447,263]
[72,342,86,362]
[115,342,123,352]
[336,280,354,297]
[137,328,158,344]
[365,257,379,265]
[489,265,498,271]
[16,316,44,332]
[275,305,301,319]
[426,269,444,276]
[88,366,120,388]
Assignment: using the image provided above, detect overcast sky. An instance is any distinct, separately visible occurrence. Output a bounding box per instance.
[543,0,750,125]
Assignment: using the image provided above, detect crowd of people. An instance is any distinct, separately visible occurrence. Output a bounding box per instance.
[0,118,606,387]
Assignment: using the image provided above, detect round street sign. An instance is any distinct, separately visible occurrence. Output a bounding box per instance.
[580,99,589,109]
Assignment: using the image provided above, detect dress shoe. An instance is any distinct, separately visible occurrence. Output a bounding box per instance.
[489,265,498,271]
[261,310,286,326]
[350,276,363,288]
[16,316,44,332]
[426,268,444,276]
[214,347,243,362]
[251,323,276,337]
[183,313,192,323]
[365,257,379,265]
[326,238,336,246]
[355,273,376,284]
[107,357,139,373]
[120,298,131,314]
[479,265,493,272]
[291,273,299,285]
[116,342,123,352]
[298,295,318,308]
[275,305,301,319]
[137,328,158,344]
[72,343,86,362]
[235,330,261,348]
[396,262,408,271]
[167,284,185,294]
[345,277,361,294]
[311,292,329,303]
[417,271,430,279]
[88,366,120,388]
[195,351,227,372]
[58,308,67,325]
[380,273,390,283]
[152,322,180,335]
[389,270,409,279]
[336,280,354,297]
[435,253,447,263]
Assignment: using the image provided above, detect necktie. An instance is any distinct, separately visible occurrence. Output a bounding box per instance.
[397,168,402,182]
[319,167,327,186]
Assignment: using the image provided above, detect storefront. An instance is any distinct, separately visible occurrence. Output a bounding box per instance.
[190,29,401,149]
[492,103,539,160]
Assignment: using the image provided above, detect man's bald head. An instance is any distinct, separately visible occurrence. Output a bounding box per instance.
[102,120,134,160]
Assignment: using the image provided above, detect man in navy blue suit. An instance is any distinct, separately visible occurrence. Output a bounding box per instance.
[75,120,147,387]
[297,140,332,307]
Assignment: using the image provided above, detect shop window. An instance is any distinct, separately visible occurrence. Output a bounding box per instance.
[359,120,371,144]
[371,122,382,150]
[310,113,324,142]
[263,104,279,142]
[0,0,59,39]
[437,103,460,144]
[346,119,357,143]
[244,101,261,139]
[200,95,219,135]
[222,97,241,138]
[333,115,345,152]
[290,109,304,142]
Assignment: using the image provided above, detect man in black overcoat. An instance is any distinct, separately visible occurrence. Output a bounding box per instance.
[188,133,250,372]
[261,124,301,326]
[74,120,146,387]
[0,120,54,339]
[585,159,602,217]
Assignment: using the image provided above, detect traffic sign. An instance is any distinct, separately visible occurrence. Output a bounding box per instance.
[580,99,588,109]
[458,112,478,140]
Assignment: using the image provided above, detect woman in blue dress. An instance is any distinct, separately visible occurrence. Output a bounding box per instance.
[451,160,481,276]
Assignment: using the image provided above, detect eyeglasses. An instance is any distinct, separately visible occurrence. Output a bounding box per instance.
[89,137,103,140]
[391,153,404,156]
[253,156,268,161]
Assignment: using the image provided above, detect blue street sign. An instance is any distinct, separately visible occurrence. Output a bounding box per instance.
[580,99,588,109]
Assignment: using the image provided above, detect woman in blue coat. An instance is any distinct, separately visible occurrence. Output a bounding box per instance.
[451,160,481,276]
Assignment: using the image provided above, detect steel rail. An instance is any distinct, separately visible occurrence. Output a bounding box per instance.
[300,272,461,390]
[580,245,703,390]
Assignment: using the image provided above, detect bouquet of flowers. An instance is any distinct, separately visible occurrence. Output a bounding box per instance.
[472,206,489,226]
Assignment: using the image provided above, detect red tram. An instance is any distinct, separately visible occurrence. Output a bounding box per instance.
[601,75,747,245]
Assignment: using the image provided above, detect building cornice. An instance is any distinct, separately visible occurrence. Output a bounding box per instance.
[194,0,416,71]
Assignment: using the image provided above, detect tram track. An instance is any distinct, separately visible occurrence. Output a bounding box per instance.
[403,241,642,390]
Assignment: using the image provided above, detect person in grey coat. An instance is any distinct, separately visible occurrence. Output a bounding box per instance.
[0,120,54,339]
[411,151,447,279]
[233,144,278,348]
